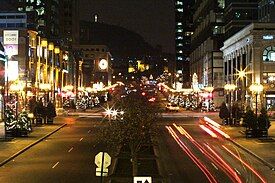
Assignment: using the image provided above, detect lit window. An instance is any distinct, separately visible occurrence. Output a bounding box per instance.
[177,8,183,12]
[263,46,275,62]
[176,1,183,5]
[177,57,183,60]
[177,43,183,46]
[177,36,183,40]
[177,29,183,33]
[177,22,182,26]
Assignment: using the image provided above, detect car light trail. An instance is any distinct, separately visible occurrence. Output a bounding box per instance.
[173,124,242,183]
[205,144,243,183]
[199,125,218,138]
[207,124,231,139]
[222,145,267,183]
[166,126,218,183]
[203,117,221,128]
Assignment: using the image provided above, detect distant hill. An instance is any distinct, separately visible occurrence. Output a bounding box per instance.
[79,21,156,58]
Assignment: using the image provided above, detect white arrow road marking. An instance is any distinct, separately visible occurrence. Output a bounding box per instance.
[52,161,59,169]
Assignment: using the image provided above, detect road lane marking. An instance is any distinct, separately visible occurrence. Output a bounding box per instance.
[79,137,83,141]
[88,130,91,134]
[52,161,59,169]
[211,163,218,170]
[68,147,74,153]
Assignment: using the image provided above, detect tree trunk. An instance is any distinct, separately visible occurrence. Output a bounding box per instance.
[132,154,138,176]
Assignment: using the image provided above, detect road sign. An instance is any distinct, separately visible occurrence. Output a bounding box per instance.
[95,152,111,177]
[95,152,111,168]
[133,177,152,183]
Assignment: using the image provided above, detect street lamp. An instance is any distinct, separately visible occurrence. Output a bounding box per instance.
[249,83,263,116]
[236,69,248,112]
[224,84,237,122]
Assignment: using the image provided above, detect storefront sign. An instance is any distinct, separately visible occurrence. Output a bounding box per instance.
[3,30,19,45]
[263,35,274,40]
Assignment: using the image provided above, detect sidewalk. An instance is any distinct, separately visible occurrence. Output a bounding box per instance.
[0,117,67,167]
[202,111,275,169]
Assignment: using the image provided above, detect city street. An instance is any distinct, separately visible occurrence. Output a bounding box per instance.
[0,117,104,183]
[158,114,275,183]
[1,110,275,182]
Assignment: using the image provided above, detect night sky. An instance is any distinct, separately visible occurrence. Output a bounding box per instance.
[79,0,175,54]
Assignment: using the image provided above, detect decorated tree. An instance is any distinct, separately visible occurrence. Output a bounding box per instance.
[97,89,161,176]
[17,111,31,135]
[5,106,17,133]
[258,107,271,131]
[244,107,257,130]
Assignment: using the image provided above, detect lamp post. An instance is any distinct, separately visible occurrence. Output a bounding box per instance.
[224,84,237,122]
[249,83,263,116]
[237,70,247,112]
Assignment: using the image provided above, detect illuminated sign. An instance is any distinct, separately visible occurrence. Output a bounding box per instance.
[3,30,19,45]
[5,60,18,81]
[4,44,18,56]
[263,35,274,40]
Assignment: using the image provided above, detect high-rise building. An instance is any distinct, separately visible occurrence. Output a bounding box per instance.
[224,0,258,39]
[190,0,225,106]
[175,0,194,87]
[60,0,79,47]
[258,0,275,23]
[14,0,62,42]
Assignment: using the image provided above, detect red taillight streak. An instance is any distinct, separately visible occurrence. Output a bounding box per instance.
[199,125,218,138]
[222,145,267,183]
[203,117,221,128]
[174,124,242,183]
[166,126,218,183]
[205,144,243,183]
[206,123,231,139]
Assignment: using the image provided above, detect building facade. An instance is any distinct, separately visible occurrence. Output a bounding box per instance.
[258,0,275,23]
[190,0,225,106]
[175,0,194,87]
[221,23,275,110]
[72,45,112,88]
[224,0,258,39]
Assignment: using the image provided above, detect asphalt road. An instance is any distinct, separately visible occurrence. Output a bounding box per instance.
[0,117,105,183]
[1,112,275,183]
[158,114,275,183]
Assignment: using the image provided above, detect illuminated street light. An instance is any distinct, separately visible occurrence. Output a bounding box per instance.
[249,83,263,116]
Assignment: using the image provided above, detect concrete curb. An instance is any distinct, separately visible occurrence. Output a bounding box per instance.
[228,138,275,171]
[0,123,67,167]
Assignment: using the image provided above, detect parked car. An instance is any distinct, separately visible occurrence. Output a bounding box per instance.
[166,103,179,112]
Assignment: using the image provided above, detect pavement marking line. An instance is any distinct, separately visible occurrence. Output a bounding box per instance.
[211,163,218,170]
[79,137,83,141]
[88,130,91,134]
[52,161,59,169]
[68,147,74,153]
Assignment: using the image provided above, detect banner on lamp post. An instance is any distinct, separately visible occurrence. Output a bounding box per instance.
[3,30,19,45]
[5,60,18,81]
